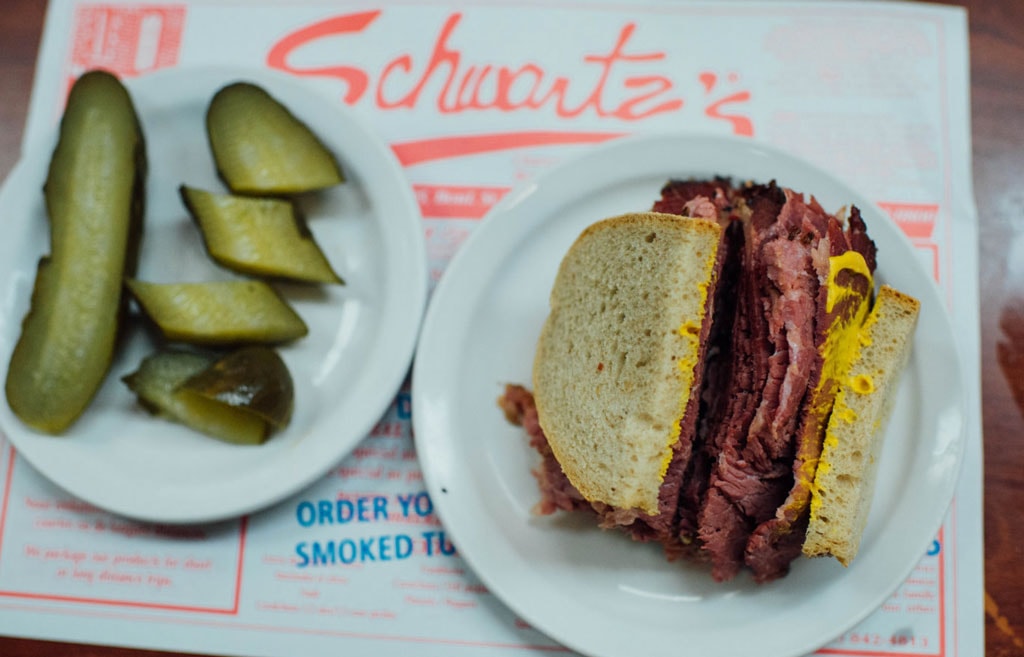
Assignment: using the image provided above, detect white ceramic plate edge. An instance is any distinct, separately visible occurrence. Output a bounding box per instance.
[412,132,966,657]
[0,66,428,524]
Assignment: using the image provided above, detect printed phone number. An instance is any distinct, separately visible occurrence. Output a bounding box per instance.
[831,632,931,649]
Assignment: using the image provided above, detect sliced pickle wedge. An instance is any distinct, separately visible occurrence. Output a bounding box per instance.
[123,349,270,445]
[182,346,294,429]
[206,82,344,195]
[180,185,343,284]
[126,279,308,345]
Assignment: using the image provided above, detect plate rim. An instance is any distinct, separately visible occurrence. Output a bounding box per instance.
[0,64,429,524]
[412,131,967,657]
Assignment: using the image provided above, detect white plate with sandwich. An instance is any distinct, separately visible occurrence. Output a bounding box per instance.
[412,133,965,657]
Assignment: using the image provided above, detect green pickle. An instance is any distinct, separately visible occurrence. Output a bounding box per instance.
[206,82,344,195]
[5,70,145,434]
[180,185,343,284]
[182,346,294,429]
[126,279,308,345]
[123,347,293,445]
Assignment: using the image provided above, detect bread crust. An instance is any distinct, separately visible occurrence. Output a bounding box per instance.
[532,212,721,515]
[803,285,921,564]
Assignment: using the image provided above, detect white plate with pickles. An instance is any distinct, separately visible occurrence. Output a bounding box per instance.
[0,66,428,523]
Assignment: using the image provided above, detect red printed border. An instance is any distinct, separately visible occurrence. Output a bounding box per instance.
[0,597,569,652]
[0,441,564,651]
[0,1,243,616]
[816,523,949,657]
[0,1,962,652]
[0,446,247,615]
[916,241,942,284]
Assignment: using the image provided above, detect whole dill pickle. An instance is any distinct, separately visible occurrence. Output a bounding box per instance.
[5,70,145,434]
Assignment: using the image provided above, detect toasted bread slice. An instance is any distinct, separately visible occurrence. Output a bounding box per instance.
[532,212,722,515]
[803,285,921,565]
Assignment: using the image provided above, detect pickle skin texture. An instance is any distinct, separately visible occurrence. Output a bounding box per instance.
[183,346,294,429]
[206,82,344,195]
[180,185,343,284]
[123,349,270,445]
[126,279,309,345]
[5,69,145,434]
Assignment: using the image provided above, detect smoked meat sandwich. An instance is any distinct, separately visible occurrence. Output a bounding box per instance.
[500,179,920,583]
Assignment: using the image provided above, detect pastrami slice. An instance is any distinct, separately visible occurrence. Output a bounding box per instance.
[692,182,789,581]
[744,205,877,582]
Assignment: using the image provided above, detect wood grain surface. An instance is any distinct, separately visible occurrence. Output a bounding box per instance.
[0,0,1022,655]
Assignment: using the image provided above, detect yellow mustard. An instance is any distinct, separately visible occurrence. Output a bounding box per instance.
[851,374,875,394]
[817,251,873,400]
[661,247,718,480]
[809,250,876,520]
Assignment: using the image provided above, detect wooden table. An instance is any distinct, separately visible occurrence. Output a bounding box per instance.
[1,1,1022,655]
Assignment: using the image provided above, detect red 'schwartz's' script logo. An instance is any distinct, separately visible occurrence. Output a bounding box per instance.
[268,11,683,120]
[267,11,754,166]
[698,71,753,139]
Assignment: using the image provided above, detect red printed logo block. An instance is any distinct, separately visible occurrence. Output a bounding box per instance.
[70,4,186,78]
[876,202,938,240]
[877,202,941,282]
[414,184,511,219]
